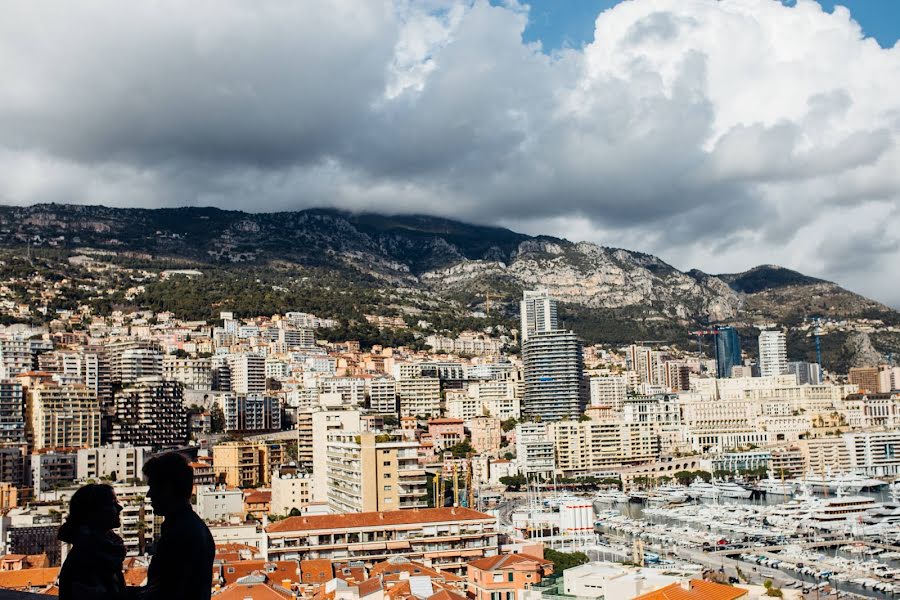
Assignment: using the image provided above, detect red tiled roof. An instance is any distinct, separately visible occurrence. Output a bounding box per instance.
[266,507,493,533]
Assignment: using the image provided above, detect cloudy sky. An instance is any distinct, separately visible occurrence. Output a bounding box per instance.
[1,0,899,305]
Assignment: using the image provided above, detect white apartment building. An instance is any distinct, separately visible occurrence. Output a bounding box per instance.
[326,431,428,513]
[425,333,503,356]
[270,470,312,515]
[26,382,102,451]
[758,330,788,378]
[118,348,163,385]
[319,377,366,407]
[229,353,266,395]
[162,356,212,390]
[218,394,281,433]
[397,376,441,417]
[195,485,244,521]
[515,423,555,477]
[310,409,362,502]
[589,375,628,410]
[520,290,558,343]
[77,445,151,482]
[549,420,660,477]
[366,377,397,413]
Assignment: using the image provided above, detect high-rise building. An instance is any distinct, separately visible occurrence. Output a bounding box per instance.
[397,376,441,417]
[0,381,25,446]
[0,340,33,380]
[849,367,880,394]
[520,290,558,343]
[758,330,788,378]
[714,327,741,378]
[522,330,587,421]
[218,394,281,433]
[111,378,188,449]
[326,431,428,513]
[229,353,265,395]
[25,381,101,451]
[309,409,362,501]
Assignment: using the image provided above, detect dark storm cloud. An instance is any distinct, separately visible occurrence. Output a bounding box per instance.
[1,0,899,304]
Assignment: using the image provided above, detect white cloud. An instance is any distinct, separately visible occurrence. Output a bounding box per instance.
[0,0,899,305]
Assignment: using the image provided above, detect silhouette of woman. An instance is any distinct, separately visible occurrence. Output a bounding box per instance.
[58,483,127,600]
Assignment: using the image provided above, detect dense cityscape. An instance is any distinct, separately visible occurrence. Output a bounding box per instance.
[0,283,899,598]
[2,0,900,598]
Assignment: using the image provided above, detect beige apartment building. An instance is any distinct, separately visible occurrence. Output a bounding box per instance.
[326,431,427,513]
[548,419,660,478]
[265,507,498,574]
[397,376,441,417]
[24,380,101,451]
[469,416,502,456]
[213,440,285,488]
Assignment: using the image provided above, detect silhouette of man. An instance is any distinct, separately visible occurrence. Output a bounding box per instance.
[140,452,215,600]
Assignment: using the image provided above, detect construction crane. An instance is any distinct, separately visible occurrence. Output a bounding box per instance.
[689,329,720,359]
[484,292,493,316]
[806,317,824,367]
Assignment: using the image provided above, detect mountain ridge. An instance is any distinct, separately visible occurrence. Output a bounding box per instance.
[0,202,897,370]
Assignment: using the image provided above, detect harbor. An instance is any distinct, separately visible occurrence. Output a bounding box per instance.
[504,475,900,598]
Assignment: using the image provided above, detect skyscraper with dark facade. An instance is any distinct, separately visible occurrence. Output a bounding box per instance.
[715,326,741,378]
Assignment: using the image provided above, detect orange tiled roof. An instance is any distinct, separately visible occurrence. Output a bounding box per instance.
[0,566,60,590]
[214,582,293,599]
[220,560,299,587]
[467,553,551,572]
[267,507,492,533]
[300,559,333,585]
[124,566,148,586]
[245,491,272,504]
[633,580,747,600]
[370,559,463,583]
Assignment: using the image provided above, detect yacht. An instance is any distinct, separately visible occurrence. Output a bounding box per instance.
[803,472,862,495]
[648,484,690,506]
[759,472,796,497]
[687,479,720,500]
[805,492,880,531]
[715,480,753,499]
[837,472,887,491]
[593,490,630,506]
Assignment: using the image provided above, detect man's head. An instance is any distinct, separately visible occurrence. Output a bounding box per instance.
[143,452,194,516]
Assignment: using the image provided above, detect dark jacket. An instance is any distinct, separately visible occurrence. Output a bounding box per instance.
[58,529,127,600]
[142,505,215,600]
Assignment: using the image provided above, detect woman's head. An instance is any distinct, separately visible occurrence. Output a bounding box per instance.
[58,484,122,543]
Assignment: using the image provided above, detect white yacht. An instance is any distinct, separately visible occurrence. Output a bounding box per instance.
[801,471,861,494]
[594,490,630,506]
[805,492,880,531]
[836,472,886,491]
[715,480,753,499]
[687,479,720,500]
[759,472,796,497]
[650,484,690,506]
